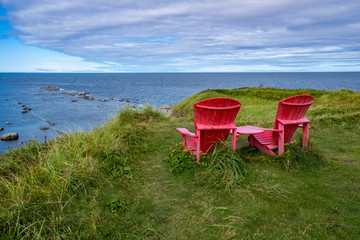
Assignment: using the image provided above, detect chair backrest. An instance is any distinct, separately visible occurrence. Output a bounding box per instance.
[194,98,241,153]
[272,94,314,145]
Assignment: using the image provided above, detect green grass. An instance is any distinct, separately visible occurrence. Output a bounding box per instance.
[1,88,360,239]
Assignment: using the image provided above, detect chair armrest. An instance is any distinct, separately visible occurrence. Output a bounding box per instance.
[176,128,197,137]
[263,128,283,132]
[298,123,311,129]
[196,123,236,130]
[277,117,310,125]
[242,125,283,133]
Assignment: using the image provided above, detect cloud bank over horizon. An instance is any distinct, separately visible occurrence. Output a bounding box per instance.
[1,0,360,72]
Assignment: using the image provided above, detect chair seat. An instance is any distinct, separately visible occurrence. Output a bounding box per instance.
[253,132,277,150]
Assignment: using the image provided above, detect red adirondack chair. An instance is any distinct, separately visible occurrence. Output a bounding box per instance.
[177,97,241,162]
[245,94,314,156]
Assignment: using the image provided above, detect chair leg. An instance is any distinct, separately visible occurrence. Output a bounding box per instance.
[248,135,255,147]
[302,122,309,148]
[231,128,237,151]
[278,124,285,155]
[196,134,201,163]
[182,135,187,148]
[248,135,255,146]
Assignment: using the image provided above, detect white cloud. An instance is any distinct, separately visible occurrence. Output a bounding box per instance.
[1,0,360,71]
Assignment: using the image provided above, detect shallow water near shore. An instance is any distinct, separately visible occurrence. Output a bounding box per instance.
[1,72,360,152]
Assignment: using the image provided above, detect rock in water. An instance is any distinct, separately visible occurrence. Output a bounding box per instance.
[56,130,66,136]
[46,121,55,126]
[117,98,131,102]
[63,91,95,100]
[41,86,61,91]
[5,122,11,125]
[1,133,19,141]
[40,127,49,130]
[0,127,4,131]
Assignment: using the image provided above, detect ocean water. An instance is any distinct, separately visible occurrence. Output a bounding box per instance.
[1,72,360,152]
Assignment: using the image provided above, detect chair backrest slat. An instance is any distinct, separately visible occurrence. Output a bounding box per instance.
[208,98,219,125]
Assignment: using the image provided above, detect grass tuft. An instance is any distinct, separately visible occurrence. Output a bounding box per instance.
[262,139,326,170]
[280,142,325,170]
[202,146,247,189]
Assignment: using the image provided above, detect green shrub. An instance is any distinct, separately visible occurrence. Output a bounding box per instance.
[168,142,197,173]
[100,153,132,179]
[279,141,325,170]
[262,140,325,170]
[107,199,127,213]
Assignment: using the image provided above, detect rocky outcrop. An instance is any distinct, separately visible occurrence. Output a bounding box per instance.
[160,105,173,116]
[47,121,55,126]
[41,86,61,91]
[41,86,131,103]
[63,92,78,96]
[56,130,66,136]
[63,91,95,100]
[78,93,95,100]
[1,133,19,141]
[110,98,131,103]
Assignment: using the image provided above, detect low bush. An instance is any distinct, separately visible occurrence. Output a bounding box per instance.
[100,153,132,179]
[107,199,127,213]
[278,141,325,170]
[168,142,197,173]
[252,137,326,170]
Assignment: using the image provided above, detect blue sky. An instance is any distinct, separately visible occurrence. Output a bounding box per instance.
[0,0,360,73]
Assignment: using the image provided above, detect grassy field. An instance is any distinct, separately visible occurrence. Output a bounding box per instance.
[0,87,359,239]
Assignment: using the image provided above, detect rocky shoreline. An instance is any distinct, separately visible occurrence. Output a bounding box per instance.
[41,85,132,103]
[1,86,173,143]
